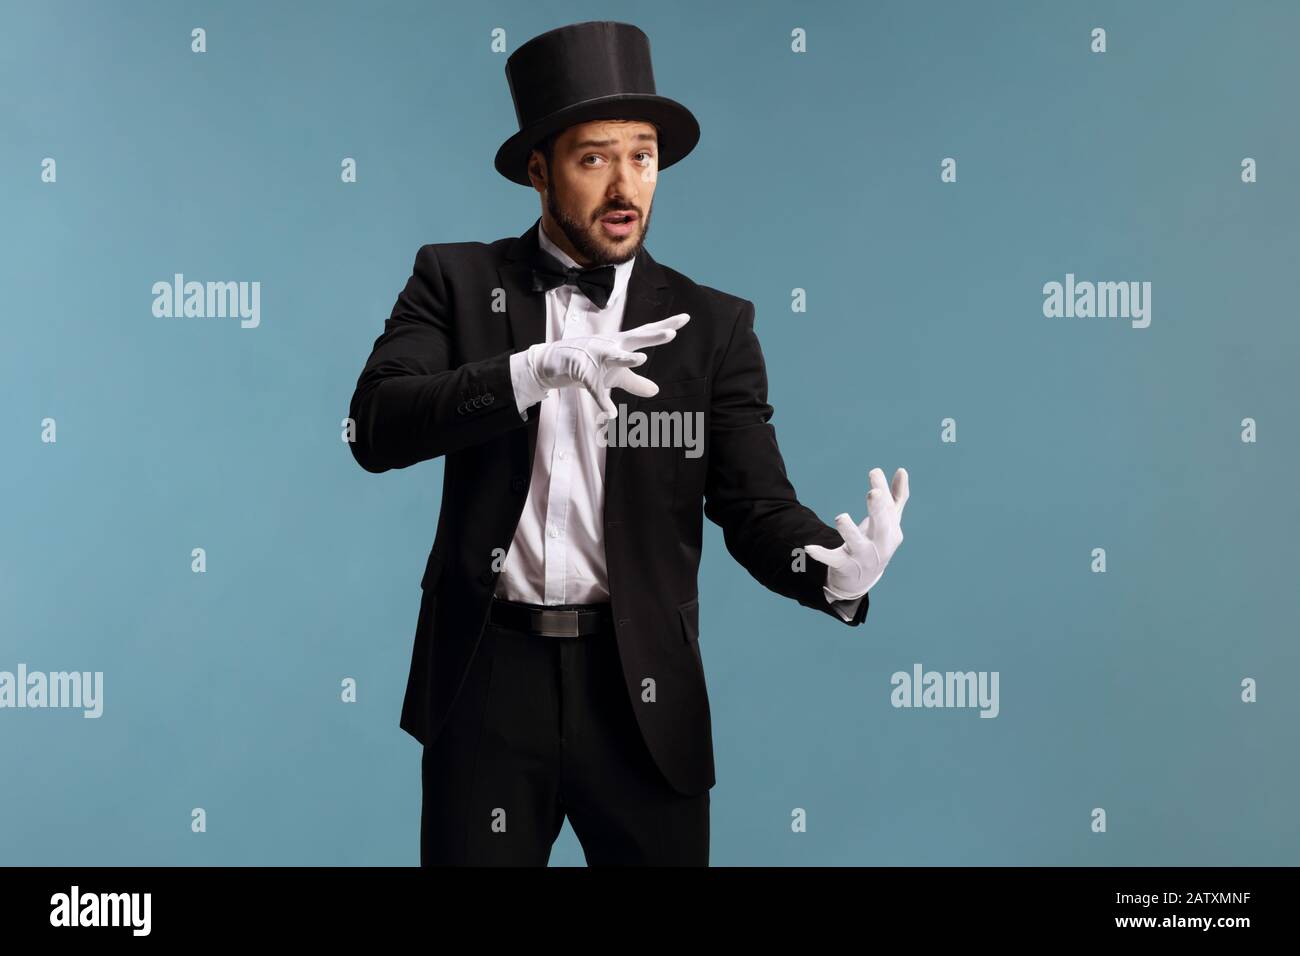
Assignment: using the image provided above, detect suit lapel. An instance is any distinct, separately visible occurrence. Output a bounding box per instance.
[499,219,548,465]
[607,242,670,483]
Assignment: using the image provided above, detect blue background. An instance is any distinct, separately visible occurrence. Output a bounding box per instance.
[2,0,1297,865]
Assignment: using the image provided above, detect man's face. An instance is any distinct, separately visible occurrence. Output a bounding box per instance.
[528,119,658,267]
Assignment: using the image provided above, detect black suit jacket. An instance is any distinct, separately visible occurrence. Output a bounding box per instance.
[348,218,869,797]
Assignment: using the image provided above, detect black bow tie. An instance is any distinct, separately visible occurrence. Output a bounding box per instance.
[530,247,617,310]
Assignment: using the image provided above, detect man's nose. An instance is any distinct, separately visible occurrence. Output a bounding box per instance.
[607,162,640,202]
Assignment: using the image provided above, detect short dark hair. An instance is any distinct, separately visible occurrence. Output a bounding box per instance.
[533,129,562,173]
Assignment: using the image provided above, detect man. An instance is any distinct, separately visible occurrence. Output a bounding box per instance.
[347,20,908,866]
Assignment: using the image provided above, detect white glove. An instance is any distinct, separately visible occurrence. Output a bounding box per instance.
[521,313,690,419]
[805,467,909,599]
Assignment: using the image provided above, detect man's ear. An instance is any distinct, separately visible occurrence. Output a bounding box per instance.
[527,150,547,193]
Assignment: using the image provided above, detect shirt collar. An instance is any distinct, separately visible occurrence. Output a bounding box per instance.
[537,220,636,310]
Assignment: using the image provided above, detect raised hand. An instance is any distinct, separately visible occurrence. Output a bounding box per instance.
[525,313,691,419]
[804,467,909,599]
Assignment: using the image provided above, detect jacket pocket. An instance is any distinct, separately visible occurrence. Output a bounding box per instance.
[641,375,708,403]
[677,596,700,643]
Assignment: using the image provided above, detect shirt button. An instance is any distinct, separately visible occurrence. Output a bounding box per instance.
[557,449,567,460]
[547,525,560,538]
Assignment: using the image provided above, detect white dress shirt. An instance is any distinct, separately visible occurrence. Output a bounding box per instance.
[499,222,867,620]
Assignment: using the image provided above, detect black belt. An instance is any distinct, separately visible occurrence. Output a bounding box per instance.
[489,596,613,637]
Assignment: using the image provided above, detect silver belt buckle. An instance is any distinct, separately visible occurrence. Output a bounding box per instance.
[533,607,580,637]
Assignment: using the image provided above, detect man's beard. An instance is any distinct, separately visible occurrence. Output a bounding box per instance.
[546,180,652,267]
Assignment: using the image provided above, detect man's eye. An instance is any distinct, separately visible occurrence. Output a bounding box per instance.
[582,155,602,166]
[636,152,654,163]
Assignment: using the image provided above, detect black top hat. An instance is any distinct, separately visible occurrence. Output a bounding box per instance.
[494,21,700,187]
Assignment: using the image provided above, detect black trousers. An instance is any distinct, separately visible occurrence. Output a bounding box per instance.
[419,609,710,866]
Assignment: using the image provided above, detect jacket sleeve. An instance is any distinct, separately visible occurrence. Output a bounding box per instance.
[348,244,530,473]
[702,299,870,627]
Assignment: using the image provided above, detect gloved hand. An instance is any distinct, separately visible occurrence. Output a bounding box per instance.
[805,467,909,599]
[523,313,691,419]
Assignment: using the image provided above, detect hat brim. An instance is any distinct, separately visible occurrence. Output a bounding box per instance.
[494,93,700,187]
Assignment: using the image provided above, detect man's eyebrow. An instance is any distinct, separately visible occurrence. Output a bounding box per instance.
[570,133,658,149]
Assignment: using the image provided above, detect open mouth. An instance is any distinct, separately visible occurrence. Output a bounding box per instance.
[599,210,639,238]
